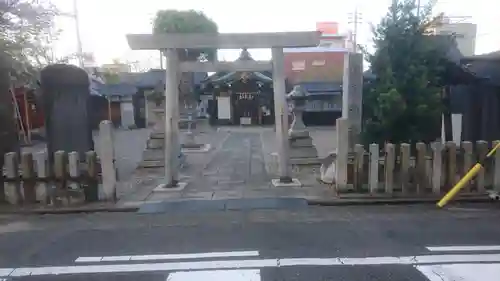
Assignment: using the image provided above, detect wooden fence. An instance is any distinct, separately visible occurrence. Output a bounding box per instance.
[0,120,117,206]
[340,140,500,195]
[334,118,500,195]
[1,150,101,205]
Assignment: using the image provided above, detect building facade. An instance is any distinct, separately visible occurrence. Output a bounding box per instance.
[283,23,349,125]
[433,20,477,56]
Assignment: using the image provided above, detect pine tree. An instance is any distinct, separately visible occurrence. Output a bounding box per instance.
[362,0,450,145]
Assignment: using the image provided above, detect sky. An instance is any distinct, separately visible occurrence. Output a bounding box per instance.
[49,0,499,70]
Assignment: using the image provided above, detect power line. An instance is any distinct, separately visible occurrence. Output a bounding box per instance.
[348,6,363,52]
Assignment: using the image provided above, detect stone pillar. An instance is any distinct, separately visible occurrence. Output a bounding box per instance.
[342,52,363,151]
[164,49,180,187]
[335,117,349,189]
[98,120,117,201]
[271,47,292,183]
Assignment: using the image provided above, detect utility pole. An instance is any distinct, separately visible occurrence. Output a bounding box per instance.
[417,0,421,17]
[73,0,84,67]
[348,6,362,53]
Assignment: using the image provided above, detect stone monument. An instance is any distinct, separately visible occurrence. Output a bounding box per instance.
[39,64,94,163]
[286,85,320,165]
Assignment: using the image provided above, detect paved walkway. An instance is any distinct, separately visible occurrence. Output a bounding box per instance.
[119,128,337,207]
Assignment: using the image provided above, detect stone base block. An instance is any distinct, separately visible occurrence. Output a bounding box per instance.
[289,147,318,158]
[151,132,164,139]
[289,130,310,139]
[139,159,164,168]
[289,157,322,165]
[147,138,163,149]
[290,138,314,148]
[143,150,164,161]
[271,178,302,187]
[181,143,211,153]
[153,182,187,192]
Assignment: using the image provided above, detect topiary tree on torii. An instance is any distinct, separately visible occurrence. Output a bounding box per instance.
[152,10,218,109]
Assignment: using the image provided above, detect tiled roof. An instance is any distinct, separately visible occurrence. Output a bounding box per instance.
[99,83,138,97]
[117,70,208,89]
[296,81,342,95]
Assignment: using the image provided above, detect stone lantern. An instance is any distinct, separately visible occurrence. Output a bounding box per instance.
[286,85,319,164]
[287,85,308,138]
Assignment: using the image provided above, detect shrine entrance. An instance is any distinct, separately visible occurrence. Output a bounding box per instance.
[201,49,275,126]
[125,31,320,187]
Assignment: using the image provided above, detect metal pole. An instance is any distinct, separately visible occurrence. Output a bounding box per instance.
[164,49,180,187]
[22,89,31,144]
[353,6,358,53]
[271,47,292,183]
[73,0,84,67]
[159,50,164,69]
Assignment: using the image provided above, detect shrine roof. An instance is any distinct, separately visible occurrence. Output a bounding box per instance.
[201,48,272,84]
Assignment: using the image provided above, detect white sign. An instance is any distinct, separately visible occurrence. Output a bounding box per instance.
[217,96,231,120]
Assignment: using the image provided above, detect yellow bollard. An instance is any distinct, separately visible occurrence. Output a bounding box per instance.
[437,141,500,208]
[437,163,482,208]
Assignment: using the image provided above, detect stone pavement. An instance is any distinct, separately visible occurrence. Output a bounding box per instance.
[118,127,338,207]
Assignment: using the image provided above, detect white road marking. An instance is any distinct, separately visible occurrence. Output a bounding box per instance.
[427,245,500,252]
[416,263,500,281]
[5,253,500,277]
[0,269,13,277]
[75,251,260,263]
[166,269,260,281]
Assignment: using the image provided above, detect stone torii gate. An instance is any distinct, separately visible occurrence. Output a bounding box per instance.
[126,31,320,188]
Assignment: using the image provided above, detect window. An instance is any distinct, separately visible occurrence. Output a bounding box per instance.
[291,60,305,71]
[312,60,326,66]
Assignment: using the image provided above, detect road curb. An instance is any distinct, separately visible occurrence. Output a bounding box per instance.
[0,205,139,215]
[307,196,492,206]
[0,196,493,215]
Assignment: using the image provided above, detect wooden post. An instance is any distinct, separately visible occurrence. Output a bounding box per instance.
[476,140,488,192]
[416,142,427,193]
[431,142,444,194]
[445,141,457,190]
[493,140,500,191]
[85,151,99,202]
[34,151,50,204]
[21,152,36,203]
[400,143,411,194]
[272,47,291,183]
[68,152,80,190]
[99,121,117,200]
[369,143,379,194]
[462,141,473,192]
[385,143,395,195]
[4,152,21,204]
[353,144,365,191]
[335,118,349,188]
[164,48,180,187]
[53,150,67,206]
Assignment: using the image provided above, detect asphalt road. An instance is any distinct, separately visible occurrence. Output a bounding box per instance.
[1,204,500,280]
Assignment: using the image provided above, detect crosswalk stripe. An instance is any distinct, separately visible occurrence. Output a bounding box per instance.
[75,251,260,263]
[166,269,260,281]
[5,253,500,277]
[426,245,500,252]
[416,263,500,281]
